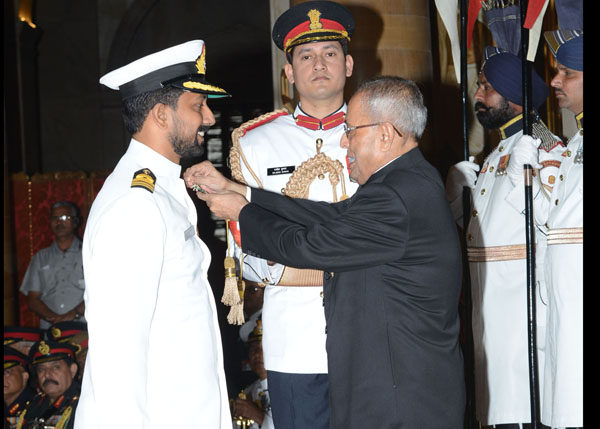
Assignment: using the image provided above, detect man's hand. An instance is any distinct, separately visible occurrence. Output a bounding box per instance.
[233,398,264,426]
[507,135,542,187]
[183,160,246,196]
[446,156,480,202]
[196,190,249,221]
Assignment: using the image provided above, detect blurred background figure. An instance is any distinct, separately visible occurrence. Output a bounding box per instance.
[19,201,86,329]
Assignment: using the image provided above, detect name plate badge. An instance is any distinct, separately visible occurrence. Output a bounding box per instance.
[267,166,295,176]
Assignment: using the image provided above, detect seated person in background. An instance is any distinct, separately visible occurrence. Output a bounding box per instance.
[4,347,35,428]
[19,201,86,329]
[3,327,43,357]
[46,322,88,381]
[16,341,80,429]
[232,319,273,429]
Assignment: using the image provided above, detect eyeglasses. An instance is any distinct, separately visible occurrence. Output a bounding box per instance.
[342,122,402,138]
[50,215,73,222]
[342,122,382,138]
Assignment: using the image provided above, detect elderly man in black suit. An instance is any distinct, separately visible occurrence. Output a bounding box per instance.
[184,76,466,429]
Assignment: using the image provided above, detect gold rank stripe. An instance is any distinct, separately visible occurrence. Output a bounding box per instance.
[467,244,532,262]
[547,228,583,245]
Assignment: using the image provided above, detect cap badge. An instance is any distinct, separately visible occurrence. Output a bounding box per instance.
[51,327,62,339]
[308,9,323,30]
[195,47,206,75]
[38,341,50,355]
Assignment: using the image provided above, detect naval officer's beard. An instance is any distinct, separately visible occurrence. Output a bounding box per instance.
[169,121,208,160]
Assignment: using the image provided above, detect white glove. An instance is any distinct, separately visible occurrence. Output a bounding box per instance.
[446,156,480,203]
[507,135,542,187]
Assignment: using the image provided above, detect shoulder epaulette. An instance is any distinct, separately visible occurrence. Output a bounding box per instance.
[236,109,289,138]
[131,168,156,193]
[532,121,564,152]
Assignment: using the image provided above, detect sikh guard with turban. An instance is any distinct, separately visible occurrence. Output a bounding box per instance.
[539,29,583,429]
[446,48,566,427]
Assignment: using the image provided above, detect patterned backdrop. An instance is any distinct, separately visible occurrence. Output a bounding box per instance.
[10,171,110,327]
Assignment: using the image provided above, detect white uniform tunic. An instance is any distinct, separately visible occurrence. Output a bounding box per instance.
[541,115,583,428]
[230,105,358,374]
[466,116,564,425]
[75,140,230,429]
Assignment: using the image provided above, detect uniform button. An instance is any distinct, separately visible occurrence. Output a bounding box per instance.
[555,199,559,206]
[467,234,473,241]
[489,166,495,172]
[499,146,504,152]
[320,291,324,298]
[566,150,572,157]
[560,174,564,181]
[472,210,478,217]
[480,189,486,195]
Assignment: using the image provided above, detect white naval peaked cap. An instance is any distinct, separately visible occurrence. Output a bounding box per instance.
[99,40,230,99]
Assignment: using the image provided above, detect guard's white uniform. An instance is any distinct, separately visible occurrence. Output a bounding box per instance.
[541,114,583,428]
[465,116,564,425]
[230,105,358,374]
[75,140,230,429]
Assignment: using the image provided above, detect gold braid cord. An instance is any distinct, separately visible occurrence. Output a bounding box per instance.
[283,152,349,202]
[229,109,289,187]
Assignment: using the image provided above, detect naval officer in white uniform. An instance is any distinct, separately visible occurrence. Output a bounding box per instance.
[74,40,232,429]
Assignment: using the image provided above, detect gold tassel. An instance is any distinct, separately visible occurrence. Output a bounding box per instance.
[222,221,241,306]
[222,256,241,306]
[227,279,245,325]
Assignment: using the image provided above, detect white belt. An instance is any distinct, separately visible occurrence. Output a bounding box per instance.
[547,227,583,245]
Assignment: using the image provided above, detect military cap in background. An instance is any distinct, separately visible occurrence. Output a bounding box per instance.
[47,321,87,343]
[272,0,354,53]
[4,345,30,370]
[4,326,43,346]
[29,340,78,366]
[544,30,583,71]
[100,39,231,99]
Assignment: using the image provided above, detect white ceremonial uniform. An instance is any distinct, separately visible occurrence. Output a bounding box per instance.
[75,140,230,429]
[540,114,583,428]
[466,115,564,425]
[232,378,273,429]
[230,104,358,375]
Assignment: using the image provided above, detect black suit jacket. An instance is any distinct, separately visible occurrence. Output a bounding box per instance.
[240,147,465,428]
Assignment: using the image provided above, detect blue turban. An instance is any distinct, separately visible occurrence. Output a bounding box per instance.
[482,48,549,109]
[544,30,583,71]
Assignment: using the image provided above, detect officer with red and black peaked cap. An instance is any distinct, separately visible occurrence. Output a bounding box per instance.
[216,2,358,429]
[4,346,35,428]
[47,322,88,382]
[16,341,80,429]
[4,327,43,357]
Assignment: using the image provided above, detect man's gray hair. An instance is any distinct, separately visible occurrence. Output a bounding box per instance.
[356,76,427,139]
